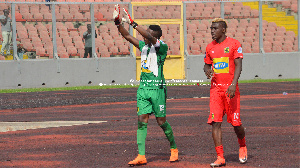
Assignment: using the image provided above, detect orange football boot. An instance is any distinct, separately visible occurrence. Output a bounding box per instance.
[239,146,247,164]
[210,156,226,167]
[169,148,179,162]
[128,154,147,166]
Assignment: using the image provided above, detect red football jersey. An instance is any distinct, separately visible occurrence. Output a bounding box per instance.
[204,37,243,90]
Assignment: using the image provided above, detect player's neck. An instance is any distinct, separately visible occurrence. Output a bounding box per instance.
[216,35,227,44]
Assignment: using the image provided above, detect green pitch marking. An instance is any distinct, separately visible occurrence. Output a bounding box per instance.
[0,121,107,132]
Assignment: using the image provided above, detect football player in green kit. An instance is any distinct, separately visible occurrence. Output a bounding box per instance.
[113,4,178,166]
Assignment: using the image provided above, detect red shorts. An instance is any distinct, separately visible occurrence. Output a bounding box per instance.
[207,87,242,126]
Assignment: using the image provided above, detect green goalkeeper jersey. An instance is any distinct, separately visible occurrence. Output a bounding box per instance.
[139,40,168,89]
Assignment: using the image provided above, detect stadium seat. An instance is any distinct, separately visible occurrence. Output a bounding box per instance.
[250,9,259,18]
[195,3,205,11]
[190,43,199,51]
[67,46,79,56]
[242,42,251,53]
[114,39,124,46]
[284,36,295,43]
[244,36,254,43]
[281,0,292,8]
[17,30,28,39]
[230,10,241,19]
[109,46,119,53]
[100,50,110,57]
[251,42,260,53]
[172,11,181,19]
[119,44,129,53]
[80,4,90,12]
[291,4,298,13]
[105,40,114,48]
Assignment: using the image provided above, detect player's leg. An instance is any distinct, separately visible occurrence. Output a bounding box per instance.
[153,88,178,162]
[88,47,92,58]
[226,89,247,164]
[83,47,88,58]
[6,31,12,55]
[209,89,226,167]
[0,31,8,55]
[210,122,226,167]
[128,88,151,166]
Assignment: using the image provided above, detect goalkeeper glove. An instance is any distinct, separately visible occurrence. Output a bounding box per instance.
[122,8,138,29]
[113,4,121,25]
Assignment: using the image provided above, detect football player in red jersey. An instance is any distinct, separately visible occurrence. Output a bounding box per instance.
[203,18,247,167]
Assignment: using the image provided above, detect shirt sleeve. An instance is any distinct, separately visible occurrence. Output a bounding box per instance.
[83,32,88,38]
[139,41,145,52]
[157,40,168,65]
[233,40,243,59]
[204,46,212,64]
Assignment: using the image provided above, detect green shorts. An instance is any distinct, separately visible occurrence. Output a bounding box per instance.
[137,87,167,117]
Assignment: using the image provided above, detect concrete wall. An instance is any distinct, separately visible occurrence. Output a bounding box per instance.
[186,52,300,82]
[0,57,136,89]
[0,52,299,89]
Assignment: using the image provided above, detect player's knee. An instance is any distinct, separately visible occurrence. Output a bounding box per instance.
[156,118,166,126]
[138,114,148,123]
[212,122,222,128]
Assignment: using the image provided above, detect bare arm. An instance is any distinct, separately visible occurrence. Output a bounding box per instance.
[203,63,214,79]
[226,58,242,98]
[83,32,88,39]
[0,17,7,25]
[117,24,139,48]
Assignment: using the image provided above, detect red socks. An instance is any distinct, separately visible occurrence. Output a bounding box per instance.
[238,137,246,147]
[215,145,224,158]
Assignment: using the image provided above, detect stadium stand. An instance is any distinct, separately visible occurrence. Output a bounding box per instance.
[0,0,298,59]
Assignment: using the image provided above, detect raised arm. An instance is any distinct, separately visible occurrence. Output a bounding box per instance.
[113,4,139,48]
[122,8,157,45]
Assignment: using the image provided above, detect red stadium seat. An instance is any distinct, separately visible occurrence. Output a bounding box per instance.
[189,43,199,51]
[17,30,28,39]
[36,47,47,57]
[67,46,79,56]
[242,42,251,53]
[119,44,129,53]
[250,9,259,18]
[109,46,119,53]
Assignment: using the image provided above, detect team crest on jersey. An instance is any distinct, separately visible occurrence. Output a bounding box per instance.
[224,47,229,53]
[237,47,243,53]
[212,113,214,119]
[137,107,139,113]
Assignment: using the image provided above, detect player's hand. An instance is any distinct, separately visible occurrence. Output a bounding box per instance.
[205,69,214,79]
[113,4,120,25]
[226,84,236,99]
[122,8,134,25]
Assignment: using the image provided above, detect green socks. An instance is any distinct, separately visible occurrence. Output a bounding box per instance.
[160,121,177,149]
[137,121,177,155]
[137,121,148,155]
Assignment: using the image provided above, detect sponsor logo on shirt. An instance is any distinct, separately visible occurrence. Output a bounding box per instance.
[224,47,229,53]
[213,57,229,73]
[237,47,242,53]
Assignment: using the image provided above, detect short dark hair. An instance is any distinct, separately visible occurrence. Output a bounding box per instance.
[149,25,162,39]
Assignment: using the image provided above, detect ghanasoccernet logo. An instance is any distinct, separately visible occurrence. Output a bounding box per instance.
[214,62,228,70]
